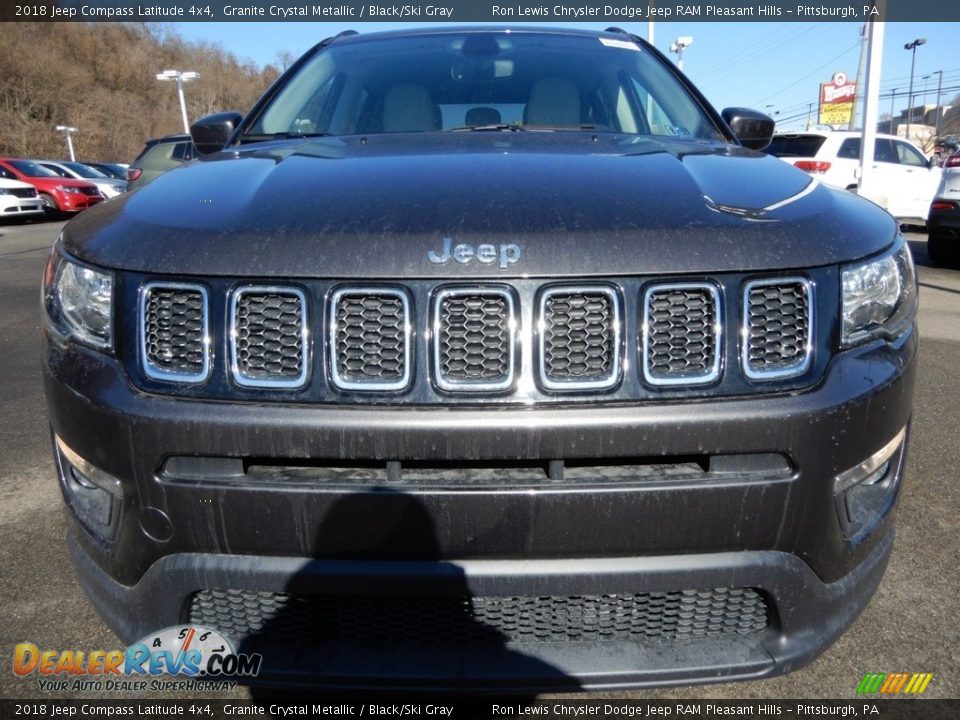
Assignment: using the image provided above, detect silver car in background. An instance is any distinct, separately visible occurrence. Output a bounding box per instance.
[34,160,127,199]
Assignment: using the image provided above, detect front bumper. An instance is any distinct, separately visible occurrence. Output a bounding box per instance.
[44,327,916,690]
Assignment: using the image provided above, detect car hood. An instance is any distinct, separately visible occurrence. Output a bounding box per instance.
[64,133,898,277]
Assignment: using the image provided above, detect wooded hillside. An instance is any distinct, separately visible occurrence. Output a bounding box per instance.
[0,23,281,163]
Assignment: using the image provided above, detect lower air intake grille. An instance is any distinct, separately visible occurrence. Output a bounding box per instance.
[141,284,208,382]
[190,587,768,646]
[436,289,515,391]
[540,287,619,391]
[644,284,720,385]
[744,279,812,379]
[232,288,307,388]
[331,288,410,391]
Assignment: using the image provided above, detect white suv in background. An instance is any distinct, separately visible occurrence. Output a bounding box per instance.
[767,131,941,225]
[0,173,43,222]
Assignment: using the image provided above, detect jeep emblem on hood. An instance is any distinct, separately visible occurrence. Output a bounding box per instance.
[427,238,521,269]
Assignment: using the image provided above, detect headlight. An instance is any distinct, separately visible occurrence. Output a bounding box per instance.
[58,185,81,194]
[43,250,113,350]
[841,237,917,347]
[0,188,12,195]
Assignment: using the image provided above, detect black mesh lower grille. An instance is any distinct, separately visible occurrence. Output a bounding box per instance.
[234,290,305,383]
[645,286,717,382]
[746,281,810,375]
[143,286,206,378]
[542,290,616,384]
[189,587,768,646]
[334,291,408,386]
[438,292,512,385]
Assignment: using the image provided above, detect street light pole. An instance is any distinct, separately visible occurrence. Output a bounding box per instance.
[55,125,78,161]
[904,38,926,141]
[669,37,693,72]
[156,69,200,134]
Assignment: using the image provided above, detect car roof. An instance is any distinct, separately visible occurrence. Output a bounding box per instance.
[773,130,904,141]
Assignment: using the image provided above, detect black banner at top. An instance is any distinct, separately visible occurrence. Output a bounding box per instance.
[2,0,959,23]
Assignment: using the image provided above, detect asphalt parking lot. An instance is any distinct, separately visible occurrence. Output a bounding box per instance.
[0,218,957,701]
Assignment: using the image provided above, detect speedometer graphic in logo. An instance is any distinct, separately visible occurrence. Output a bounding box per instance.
[127,625,237,676]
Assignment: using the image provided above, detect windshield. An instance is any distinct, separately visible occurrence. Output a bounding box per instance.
[245,31,724,141]
[8,160,58,177]
[62,161,108,178]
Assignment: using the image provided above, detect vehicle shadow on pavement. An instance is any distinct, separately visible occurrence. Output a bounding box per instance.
[242,487,581,714]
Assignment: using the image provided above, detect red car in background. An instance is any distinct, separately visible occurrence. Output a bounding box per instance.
[0,158,102,217]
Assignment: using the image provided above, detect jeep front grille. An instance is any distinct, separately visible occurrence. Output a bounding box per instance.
[743,279,813,380]
[434,288,516,392]
[140,283,209,383]
[329,287,412,391]
[538,286,621,391]
[135,276,818,396]
[230,287,308,388]
[189,586,769,646]
[642,283,721,386]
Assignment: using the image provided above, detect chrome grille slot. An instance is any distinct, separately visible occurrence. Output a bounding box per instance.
[230,287,308,388]
[539,286,620,391]
[140,283,209,383]
[743,278,813,380]
[434,288,516,392]
[330,287,412,391]
[643,283,721,386]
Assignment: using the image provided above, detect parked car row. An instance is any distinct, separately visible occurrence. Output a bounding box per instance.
[929,152,960,267]
[0,157,129,220]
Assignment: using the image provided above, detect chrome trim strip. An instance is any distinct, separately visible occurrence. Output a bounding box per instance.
[328,286,413,392]
[537,285,622,392]
[641,282,722,387]
[229,286,310,389]
[432,286,518,393]
[741,277,815,381]
[139,282,211,384]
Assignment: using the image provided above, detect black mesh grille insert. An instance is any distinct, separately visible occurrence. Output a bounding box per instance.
[542,290,616,385]
[746,281,810,375]
[333,291,408,387]
[142,286,206,379]
[9,187,37,198]
[78,186,101,196]
[234,290,305,384]
[438,292,512,386]
[190,587,769,646]
[645,286,718,382]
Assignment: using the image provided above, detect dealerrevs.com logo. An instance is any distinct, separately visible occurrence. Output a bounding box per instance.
[13,626,261,692]
[856,672,934,695]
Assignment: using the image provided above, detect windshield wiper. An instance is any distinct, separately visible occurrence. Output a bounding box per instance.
[448,124,529,132]
[238,131,334,144]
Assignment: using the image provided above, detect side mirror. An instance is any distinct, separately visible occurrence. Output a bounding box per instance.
[721,107,775,151]
[190,111,243,156]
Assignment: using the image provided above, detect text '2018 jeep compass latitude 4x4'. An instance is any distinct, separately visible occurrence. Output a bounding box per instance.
[43,27,917,691]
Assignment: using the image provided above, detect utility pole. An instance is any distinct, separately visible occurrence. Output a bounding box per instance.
[806,102,814,130]
[849,24,868,130]
[889,89,897,134]
[931,70,943,137]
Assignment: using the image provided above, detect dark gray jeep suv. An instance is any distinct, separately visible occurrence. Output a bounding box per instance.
[42,27,917,691]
